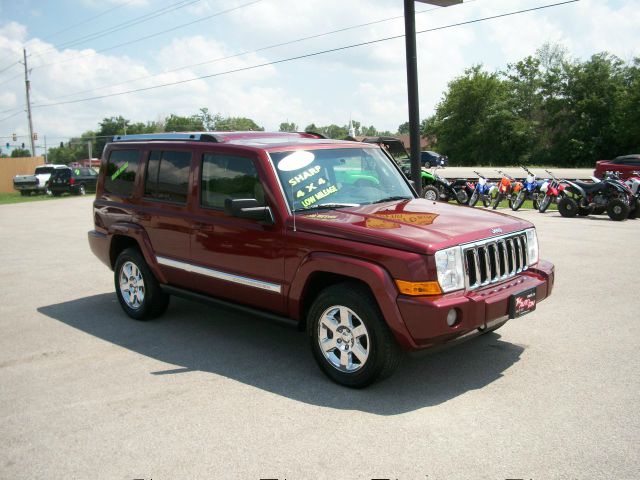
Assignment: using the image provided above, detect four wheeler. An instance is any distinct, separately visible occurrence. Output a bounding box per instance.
[420,167,469,204]
[511,167,545,211]
[538,170,567,213]
[468,171,496,208]
[559,172,636,221]
[492,170,523,209]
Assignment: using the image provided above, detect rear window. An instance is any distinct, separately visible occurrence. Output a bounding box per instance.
[104,150,139,197]
[51,169,71,180]
[35,167,54,175]
[144,150,191,203]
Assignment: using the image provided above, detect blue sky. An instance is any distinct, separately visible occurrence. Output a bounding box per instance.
[0,0,638,154]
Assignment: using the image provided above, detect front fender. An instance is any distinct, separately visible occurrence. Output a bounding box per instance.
[287,252,418,350]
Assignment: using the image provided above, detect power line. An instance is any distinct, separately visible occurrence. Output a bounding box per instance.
[50,0,460,101]
[31,0,581,110]
[0,110,23,123]
[0,72,23,88]
[29,0,202,60]
[37,0,139,42]
[32,0,265,71]
[0,61,19,76]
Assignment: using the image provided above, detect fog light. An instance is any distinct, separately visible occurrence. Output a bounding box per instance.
[446,309,458,327]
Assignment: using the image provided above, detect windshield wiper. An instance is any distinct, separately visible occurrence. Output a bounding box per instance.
[371,196,412,204]
[294,203,359,213]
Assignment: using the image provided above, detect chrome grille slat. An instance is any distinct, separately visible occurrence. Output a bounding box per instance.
[462,231,530,290]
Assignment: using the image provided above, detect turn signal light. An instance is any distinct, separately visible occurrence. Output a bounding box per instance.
[395,280,442,296]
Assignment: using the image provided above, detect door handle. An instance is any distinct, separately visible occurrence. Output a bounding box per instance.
[192,222,215,233]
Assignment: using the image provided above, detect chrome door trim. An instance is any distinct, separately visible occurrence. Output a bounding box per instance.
[156,256,282,294]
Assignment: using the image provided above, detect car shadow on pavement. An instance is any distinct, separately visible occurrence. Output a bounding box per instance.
[38,293,524,415]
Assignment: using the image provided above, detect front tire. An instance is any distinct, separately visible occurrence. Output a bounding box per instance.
[558,197,579,217]
[114,247,170,320]
[307,283,401,388]
[511,191,526,211]
[492,193,503,210]
[422,185,439,201]
[468,190,479,207]
[538,194,552,213]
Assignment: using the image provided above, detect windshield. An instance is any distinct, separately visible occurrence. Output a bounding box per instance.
[270,147,414,212]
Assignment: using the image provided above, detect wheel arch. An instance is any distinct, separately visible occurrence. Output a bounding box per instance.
[107,223,167,283]
[288,252,417,350]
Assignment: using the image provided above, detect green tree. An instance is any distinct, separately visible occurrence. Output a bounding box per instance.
[164,114,205,132]
[214,116,263,131]
[397,121,410,134]
[11,148,31,157]
[279,121,298,132]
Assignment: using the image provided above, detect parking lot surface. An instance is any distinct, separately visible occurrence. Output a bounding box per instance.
[1,197,638,479]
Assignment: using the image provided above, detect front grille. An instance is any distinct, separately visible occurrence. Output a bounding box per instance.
[463,232,528,289]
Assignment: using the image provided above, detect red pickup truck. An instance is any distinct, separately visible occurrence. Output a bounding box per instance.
[88,132,554,387]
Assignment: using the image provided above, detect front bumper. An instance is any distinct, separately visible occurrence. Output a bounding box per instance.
[397,260,554,349]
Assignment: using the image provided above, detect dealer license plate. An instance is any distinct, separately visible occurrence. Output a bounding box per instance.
[509,288,537,319]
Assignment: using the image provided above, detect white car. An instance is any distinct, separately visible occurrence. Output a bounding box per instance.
[13,164,68,196]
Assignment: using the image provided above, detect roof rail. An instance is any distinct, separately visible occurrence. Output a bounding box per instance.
[112,133,220,143]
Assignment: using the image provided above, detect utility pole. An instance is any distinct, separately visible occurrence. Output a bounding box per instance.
[403,1,462,197]
[44,135,48,163]
[88,140,93,169]
[22,48,35,158]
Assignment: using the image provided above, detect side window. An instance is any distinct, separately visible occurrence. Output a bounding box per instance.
[144,150,191,203]
[201,153,264,209]
[104,149,139,197]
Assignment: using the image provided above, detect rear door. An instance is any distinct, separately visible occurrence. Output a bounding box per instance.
[134,149,194,287]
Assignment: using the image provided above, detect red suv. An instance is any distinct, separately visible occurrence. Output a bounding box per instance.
[594,154,640,180]
[88,132,554,387]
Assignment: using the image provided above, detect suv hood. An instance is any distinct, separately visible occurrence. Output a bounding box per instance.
[293,199,532,254]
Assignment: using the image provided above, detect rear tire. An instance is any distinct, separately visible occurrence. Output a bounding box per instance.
[578,206,592,216]
[628,199,639,219]
[607,199,629,221]
[455,189,468,205]
[558,197,579,217]
[307,283,402,388]
[20,191,29,196]
[114,247,170,320]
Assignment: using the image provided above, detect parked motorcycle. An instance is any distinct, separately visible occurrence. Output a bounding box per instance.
[559,171,636,221]
[492,170,523,209]
[511,166,545,211]
[468,171,495,207]
[538,170,567,213]
[421,167,469,204]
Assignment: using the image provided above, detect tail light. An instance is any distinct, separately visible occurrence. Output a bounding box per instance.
[69,177,75,185]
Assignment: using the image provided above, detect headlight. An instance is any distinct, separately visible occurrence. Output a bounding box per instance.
[434,246,465,293]
[525,228,539,265]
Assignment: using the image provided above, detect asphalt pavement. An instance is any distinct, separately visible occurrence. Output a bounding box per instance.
[0,196,638,479]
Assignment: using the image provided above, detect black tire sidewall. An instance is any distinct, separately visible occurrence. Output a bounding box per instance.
[607,199,629,221]
[558,197,578,217]
[114,248,167,320]
[307,284,398,388]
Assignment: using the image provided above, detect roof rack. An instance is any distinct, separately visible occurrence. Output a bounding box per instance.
[112,133,220,143]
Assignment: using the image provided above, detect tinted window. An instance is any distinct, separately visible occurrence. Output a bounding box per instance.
[51,169,71,180]
[201,154,264,209]
[104,149,139,197]
[35,167,54,175]
[144,150,191,203]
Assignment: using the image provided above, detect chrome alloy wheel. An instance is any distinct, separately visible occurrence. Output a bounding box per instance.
[317,305,370,373]
[119,261,145,309]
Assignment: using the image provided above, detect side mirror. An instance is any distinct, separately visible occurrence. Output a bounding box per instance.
[225,198,274,224]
